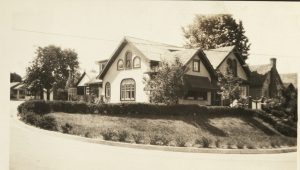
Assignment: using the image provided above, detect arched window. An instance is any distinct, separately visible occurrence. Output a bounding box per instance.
[232,59,237,77]
[133,56,141,68]
[117,59,124,70]
[125,51,132,69]
[120,79,135,101]
[105,82,111,98]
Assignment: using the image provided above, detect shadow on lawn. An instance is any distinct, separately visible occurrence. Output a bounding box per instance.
[105,113,280,137]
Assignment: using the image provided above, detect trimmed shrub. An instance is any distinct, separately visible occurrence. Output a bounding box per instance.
[101,129,119,141]
[37,115,57,131]
[18,100,50,115]
[18,100,297,137]
[61,123,73,134]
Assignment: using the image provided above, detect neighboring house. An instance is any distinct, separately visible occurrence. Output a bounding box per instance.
[280,73,297,91]
[10,82,24,100]
[76,71,103,98]
[98,36,218,105]
[10,82,53,100]
[204,46,251,105]
[249,58,284,99]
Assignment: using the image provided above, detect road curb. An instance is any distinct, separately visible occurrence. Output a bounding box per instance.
[13,117,297,154]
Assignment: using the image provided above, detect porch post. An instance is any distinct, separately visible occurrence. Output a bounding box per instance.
[17,90,20,100]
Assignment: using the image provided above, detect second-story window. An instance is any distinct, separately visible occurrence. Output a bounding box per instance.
[133,56,141,68]
[117,59,124,70]
[125,51,132,69]
[193,60,200,72]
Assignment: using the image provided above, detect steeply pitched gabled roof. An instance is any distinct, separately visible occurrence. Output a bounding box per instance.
[249,64,274,87]
[76,71,102,86]
[203,46,251,77]
[204,46,235,69]
[98,36,217,80]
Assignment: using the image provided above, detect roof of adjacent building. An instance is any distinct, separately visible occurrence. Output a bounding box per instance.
[280,73,297,88]
[249,64,273,87]
[10,82,21,89]
[98,36,217,80]
[184,75,218,90]
[76,71,102,87]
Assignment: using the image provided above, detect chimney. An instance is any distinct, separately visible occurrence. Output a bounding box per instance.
[270,58,276,68]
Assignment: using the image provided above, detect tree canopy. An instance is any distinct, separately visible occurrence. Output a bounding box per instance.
[144,58,186,105]
[10,72,22,82]
[24,45,79,99]
[182,14,251,60]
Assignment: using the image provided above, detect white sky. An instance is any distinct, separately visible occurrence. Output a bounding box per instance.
[2,0,300,77]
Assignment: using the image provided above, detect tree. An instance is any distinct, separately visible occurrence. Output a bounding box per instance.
[182,14,251,60]
[24,45,79,100]
[144,58,186,105]
[217,68,243,106]
[10,72,22,82]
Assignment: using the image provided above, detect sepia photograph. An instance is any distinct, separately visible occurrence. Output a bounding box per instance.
[1,1,299,170]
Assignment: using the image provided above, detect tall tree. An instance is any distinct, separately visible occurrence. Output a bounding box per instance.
[10,72,22,82]
[144,57,186,105]
[182,14,251,60]
[24,45,79,100]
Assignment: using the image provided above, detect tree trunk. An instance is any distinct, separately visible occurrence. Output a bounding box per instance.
[40,89,44,100]
[47,89,50,101]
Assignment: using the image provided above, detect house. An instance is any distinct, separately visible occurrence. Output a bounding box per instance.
[10,82,53,100]
[75,70,103,98]
[98,36,218,105]
[249,58,284,99]
[204,46,251,105]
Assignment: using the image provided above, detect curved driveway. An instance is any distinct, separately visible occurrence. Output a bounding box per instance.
[9,101,297,170]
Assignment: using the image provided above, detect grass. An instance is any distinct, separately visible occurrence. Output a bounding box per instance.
[49,112,297,149]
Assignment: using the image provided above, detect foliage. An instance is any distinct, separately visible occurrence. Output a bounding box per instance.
[18,100,297,137]
[217,69,243,104]
[10,72,22,82]
[182,14,251,60]
[24,45,79,99]
[281,87,297,122]
[144,57,186,105]
[61,123,73,134]
[20,112,57,131]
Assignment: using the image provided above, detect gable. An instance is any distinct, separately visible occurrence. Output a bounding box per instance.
[217,52,248,80]
[185,54,212,81]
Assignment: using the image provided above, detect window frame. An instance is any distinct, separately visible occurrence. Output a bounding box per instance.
[133,56,141,68]
[105,82,111,98]
[192,59,200,72]
[125,51,132,69]
[120,78,136,101]
[117,59,124,70]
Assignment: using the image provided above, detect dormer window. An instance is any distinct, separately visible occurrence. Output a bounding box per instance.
[117,59,124,70]
[193,60,200,72]
[125,51,132,69]
[133,56,141,68]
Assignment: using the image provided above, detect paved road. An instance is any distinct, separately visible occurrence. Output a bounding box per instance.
[9,101,297,170]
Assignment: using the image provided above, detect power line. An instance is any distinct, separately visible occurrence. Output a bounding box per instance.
[12,27,299,58]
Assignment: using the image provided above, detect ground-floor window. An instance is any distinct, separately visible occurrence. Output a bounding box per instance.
[240,86,248,97]
[120,79,135,101]
[184,90,207,100]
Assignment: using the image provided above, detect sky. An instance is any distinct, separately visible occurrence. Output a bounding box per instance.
[2,0,300,77]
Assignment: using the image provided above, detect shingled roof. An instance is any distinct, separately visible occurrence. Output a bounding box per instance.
[249,64,273,87]
[98,36,217,80]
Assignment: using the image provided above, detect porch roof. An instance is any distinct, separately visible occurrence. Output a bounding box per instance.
[184,75,218,91]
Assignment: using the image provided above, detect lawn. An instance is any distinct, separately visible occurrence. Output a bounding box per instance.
[49,112,297,149]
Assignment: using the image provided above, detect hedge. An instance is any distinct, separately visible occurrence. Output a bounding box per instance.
[17,100,297,137]
[18,100,255,117]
